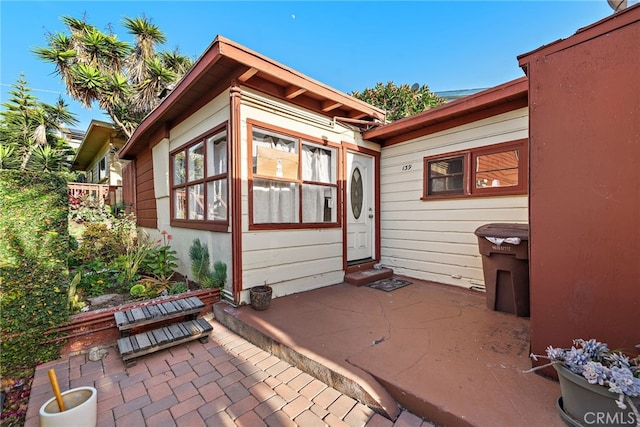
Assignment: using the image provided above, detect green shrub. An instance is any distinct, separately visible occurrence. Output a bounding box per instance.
[129,284,147,298]
[189,238,211,285]
[188,238,226,289]
[168,281,188,295]
[212,261,227,289]
[142,231,178,281]
[0,171,69,378]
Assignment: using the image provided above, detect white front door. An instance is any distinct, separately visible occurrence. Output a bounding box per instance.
[346,152,374,263]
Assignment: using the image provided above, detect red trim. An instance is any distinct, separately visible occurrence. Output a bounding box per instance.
[168,122,229,227]
[421,139,528,200]
[120,36,385,160]
[246,120,342,230]
[341,144,381,271]
[230,86,243,303]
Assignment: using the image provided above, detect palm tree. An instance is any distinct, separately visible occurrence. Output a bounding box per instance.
[34,15,193,139]
[0,75,78,172]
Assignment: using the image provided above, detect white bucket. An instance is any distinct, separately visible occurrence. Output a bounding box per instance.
[39,386,97,427]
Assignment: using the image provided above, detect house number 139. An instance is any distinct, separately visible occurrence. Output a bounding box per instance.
[402,164,412,171]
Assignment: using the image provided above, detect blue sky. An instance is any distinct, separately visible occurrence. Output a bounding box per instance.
[1,1,614,131]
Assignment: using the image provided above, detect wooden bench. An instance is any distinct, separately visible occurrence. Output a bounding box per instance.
[114,296,211,366]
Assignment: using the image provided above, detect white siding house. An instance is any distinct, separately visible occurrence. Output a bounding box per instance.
[120,35,529,304]
[120,36,386,305]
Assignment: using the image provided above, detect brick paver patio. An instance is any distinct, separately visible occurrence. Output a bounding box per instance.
[25,314,433,426]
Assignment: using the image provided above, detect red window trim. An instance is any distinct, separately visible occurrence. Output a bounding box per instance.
[247,119,342,230]
[422,139,528,200]
[169,122,230,230]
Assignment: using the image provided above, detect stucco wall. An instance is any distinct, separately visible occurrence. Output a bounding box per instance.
[379,108,529,289]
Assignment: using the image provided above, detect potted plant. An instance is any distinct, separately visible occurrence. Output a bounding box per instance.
[249,282,272,311]
[528,338,640,426]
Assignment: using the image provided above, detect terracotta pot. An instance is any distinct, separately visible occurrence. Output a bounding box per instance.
[249,286,272,311]
[555,364,639,426]
[39,386,97,427]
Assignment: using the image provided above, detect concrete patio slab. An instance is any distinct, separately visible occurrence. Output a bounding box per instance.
[214,277,564,426]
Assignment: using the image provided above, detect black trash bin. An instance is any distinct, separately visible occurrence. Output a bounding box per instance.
[474,223,529,317]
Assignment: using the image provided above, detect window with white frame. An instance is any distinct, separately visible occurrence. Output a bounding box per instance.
[250,125,338,227]
[170,126,228,228]
[423,139,528,199]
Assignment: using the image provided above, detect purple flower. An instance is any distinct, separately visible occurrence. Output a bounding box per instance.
[582,361,609,386]
[565,347,589,373]
[575,338,609,360]
[545,346,566,361]
[608,367,640,397]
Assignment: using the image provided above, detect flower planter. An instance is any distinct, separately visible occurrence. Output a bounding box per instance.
[39,386,97,427]
[249,286,272,311]
[555,365,639,426]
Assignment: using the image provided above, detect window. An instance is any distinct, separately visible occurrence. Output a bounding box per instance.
[170,126,228,229]
[423,139,527,199]
[98,156,108,181]
[249,124,338,228]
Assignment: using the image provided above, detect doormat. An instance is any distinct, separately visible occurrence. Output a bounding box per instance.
[367,278,412,292]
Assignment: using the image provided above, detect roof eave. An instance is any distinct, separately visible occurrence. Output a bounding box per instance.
[120,36,385,159]
[363,77,529,145]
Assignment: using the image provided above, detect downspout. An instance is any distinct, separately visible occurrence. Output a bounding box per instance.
[230,85,243,305]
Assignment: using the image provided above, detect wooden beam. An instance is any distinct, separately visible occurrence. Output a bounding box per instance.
[321,100,342,112]
[238,67,259,82]
[285,85,306,99]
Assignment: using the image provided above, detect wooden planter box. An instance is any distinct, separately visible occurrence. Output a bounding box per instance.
[57,288,220,355]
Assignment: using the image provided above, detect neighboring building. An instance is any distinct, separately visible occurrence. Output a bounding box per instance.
[435,87,487,102]
[58,127,85,150]
[518,3,639,359]
[71,120,128,206]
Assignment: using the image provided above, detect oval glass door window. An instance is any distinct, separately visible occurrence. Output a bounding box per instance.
[351,167,363,219]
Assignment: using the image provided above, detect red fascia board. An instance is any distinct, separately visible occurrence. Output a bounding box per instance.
[120,36,386,159]
[363,77,528,145]
[518,4,640,73]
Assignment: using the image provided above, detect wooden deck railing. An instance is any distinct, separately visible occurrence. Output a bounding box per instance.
[68,183,122,207]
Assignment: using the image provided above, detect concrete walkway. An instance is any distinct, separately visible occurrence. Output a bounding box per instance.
[25,314,433,426]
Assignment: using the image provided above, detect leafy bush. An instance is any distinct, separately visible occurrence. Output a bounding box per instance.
[142,231,178,281]
[0,171,69,378]
[168,281,188,295]
[129,284,147,299]
[189,238,211,285]
[212,260,227,288]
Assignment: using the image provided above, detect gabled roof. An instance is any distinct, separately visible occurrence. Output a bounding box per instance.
[120,36,386,159]
[73,120,124,170]
[363,77,528,146]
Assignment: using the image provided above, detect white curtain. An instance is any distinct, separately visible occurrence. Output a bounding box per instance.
[302,146,330,182]
[302,146,332,222]
[253,179,298,223]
